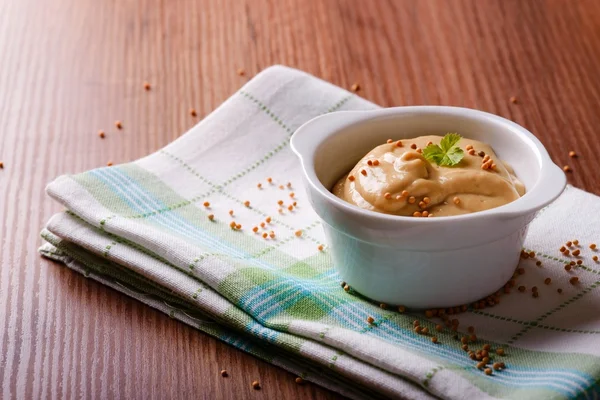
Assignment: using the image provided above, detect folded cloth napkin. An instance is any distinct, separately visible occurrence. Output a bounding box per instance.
[40,65,600,400]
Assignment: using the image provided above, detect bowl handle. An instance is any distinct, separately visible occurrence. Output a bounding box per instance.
[493,163,566,220]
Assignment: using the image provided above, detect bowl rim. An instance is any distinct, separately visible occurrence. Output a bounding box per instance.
[291,106,566,223]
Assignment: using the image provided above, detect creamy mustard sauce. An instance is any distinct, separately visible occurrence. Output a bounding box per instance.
[332,135,525,217]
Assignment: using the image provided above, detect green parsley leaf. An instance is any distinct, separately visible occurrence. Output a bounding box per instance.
[422,133,465,167]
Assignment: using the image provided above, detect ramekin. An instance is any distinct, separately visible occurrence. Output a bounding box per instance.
[291,106,566,308]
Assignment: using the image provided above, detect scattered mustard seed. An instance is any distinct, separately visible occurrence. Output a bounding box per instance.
[0,161,3,169]
[107,161,113,166]
[532,292,539,298]
[573,249,581,256]
[220,369,228,377]
[384,192,392,200]
[295,230,302,237]
[379,303,387,309]
[348,175,356,182]
[563,165,571,172]
[367,316,375,324]
[544,278,552,285]
[115,120,123,129]
[593,256,599,262]
[565,264,572,271]
[318,244,324,251]
[590,243,597,250]
[510,96,517,104]
[569,151,577,158]
[425,310,434,318]
[237,68,245,76]
[257,183,262,189]
[413,320,420,327]
[266,217,272,223]
[536,261,542,266]
[431,337,438,343]
[252,226,259,233]
[287,205,293,211]
[476,362,485,370]
[410,143,417,150]
[518,286,526,292]
[361,169,367,176]
[229,210,234,216]
[517,267,525,275]
[398,305,406,313]
[496,348,505,356]
[577,260,583,265]
[570,276,579,285]
[350,83,360,92]
[529,251,535,258]
[269,231,275,239]
[557,288,563,293]
[560,246,567,252]
[252,380,260,390]
[98,130,105,139]
[574,240,579,246]
[295,377,304,384]
[373,159,380,166]
[267,177,273,184]
[435,324,443,332]
[208,214,214,221]
[413,211,422,217]
[190,108,197,117]
[421,327,429,334]
[344,284,350,292]
[387,139,393,144]
[279,184,284,190]
[396,141,403,147]
[143,82,151,90]
[566,241,573,247]
[483,344,491,351]
[484,368,493,376]
[493,362,502,371]
[203,201,210,207]
[277,200,284,206]
[262,232,268,239]
[408,196,416,204]
[453,197,460,205]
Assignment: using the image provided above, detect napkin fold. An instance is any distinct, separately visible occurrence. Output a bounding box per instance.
[41,65,600,400]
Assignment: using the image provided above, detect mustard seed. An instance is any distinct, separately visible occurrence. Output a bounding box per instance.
[361,169,367,176]
[482,357,490,364]
[431,337,438,343]
[517,268,525,275]
[262,232,268,239]
[279,184,284,189]
[107,162,113,167]
[343,284,350,292]
[269,231,275,238]
[295,377,304,384]
[410,143,417,150]
[398,305,406,313]
[573,249,581,256]
[229,210,234,216]
[570,276,579,285]
[518,286,526,292]
[244,200,250,207]
[229,221,236,229]
[566,241,573,247]
[593,256,599,262]
[565,264,572,271]
[367,316,375,324]
[384,192,392,200]
[563,165,571,172]
[208,214,214,221]
[483,344,491,351]
[252,381,260,390]
[350,83,360,92]
[544,278,552,285]
[496,348,505,356]
[453,197,460,205]
[408,196,416,204]
[476,362,485,370]
[237,68,245,76]
[469,352,477,360]
[387,139,393,144]
[401,190,409,197]
[396,140,403,147]
[421,327,429,334]
[413,211,422,217]
[425,310,434,318]
[532,292,539,298]
[260,222,265,228]
[510,96,517,104]
[143,81,151,90]
[414,326,422,333]
[267,177,273,184]
[462,344,468,351]
[435,324,443,332]
[570,261,576,266]
[379,303,387,310]
[484,368,493,376]
[266,217,272,223]
[252,226,259,233]
[422,211,429,217]
[220,369,228,377]
[467,326,475,334]
[295,230,302,237]
[569,151,577,158]
[590,243,597,250]
[468,149,476,156]
[318,244,324,251]
[560,246,567,252]
[0,161,3,169]
[531,286,538,293]
[461,337,469,345]
[574,240,579,246]
[115,120,123,129]
[529,251,535,258]
[367,160,373,166]
[413,320,420,327]
[348,175,355,182]
[418,201,426,209]
[536,261,542,266]
[98,130,105,138]
[287,205,293,211]
[577,260,583,265]
[257,183,262,189]
[478,151,485,157]
[557,288,563,293]
[373,159,380,166]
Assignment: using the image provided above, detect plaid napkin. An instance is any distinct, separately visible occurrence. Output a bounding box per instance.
[40,65,600,400]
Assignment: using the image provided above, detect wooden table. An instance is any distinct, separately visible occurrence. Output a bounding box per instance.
[2,0,599,398]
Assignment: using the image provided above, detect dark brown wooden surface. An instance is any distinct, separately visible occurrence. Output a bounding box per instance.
[2,0,600,398]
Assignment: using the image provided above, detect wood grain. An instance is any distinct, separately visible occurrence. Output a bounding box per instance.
[2,0,600,398]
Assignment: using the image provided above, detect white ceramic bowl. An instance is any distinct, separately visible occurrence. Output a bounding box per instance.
[291,106,566,309]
